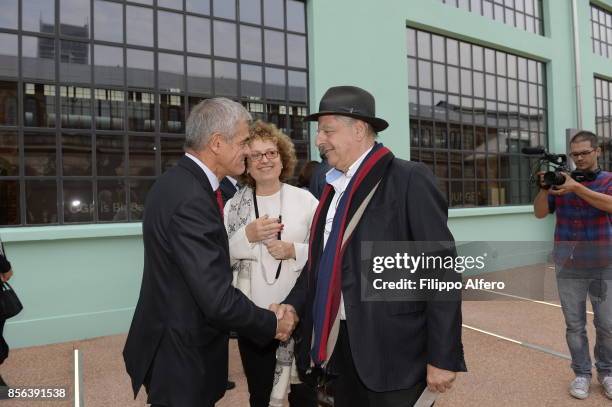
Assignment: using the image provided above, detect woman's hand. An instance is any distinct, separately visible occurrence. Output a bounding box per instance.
[265,240,296,260]
[245,215,283,243]
[1,269,13,282]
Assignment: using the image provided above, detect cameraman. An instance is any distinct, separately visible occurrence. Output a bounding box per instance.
[533,131,612,400]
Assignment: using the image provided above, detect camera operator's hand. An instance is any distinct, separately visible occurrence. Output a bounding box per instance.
[536,171,548,190]
[549,172,580,196]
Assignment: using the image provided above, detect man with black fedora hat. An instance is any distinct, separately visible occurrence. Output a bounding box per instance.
[274,85,466,406]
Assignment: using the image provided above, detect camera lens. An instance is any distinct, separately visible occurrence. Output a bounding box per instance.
[543,171,565,186]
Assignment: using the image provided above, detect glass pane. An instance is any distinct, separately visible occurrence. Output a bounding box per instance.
[288,70,306,103]
[24,133,56,175]
[60,86,91,129]
[0,82,18,126]
[264,30,285,65]
[60,40,91,83]
[287,0,306,33]
[0,131,19,176]
[129,179,154,221]
[187,56,212,95]
[62,133,92,176]
[129,135,156,176]
[0,0,17,29]
[159,0,183,9]
[241,64,263,98]
[213,0,235,19]
[127,49,154,89]
[264,0,284,29]
[94,0,123,43]
[288,105,308,140]
[23,0,55,33]
[0,181,19,225]
[158,11,184,50]
[126,5,154,47]
[97,179,127,222]
[214,21,236,58]
[161,137,184,172]
[0,33,18,77]
[186,16,211,55]
[60,0,90,38]
[240,25,262,62]
[23,36,55,81]
[160,94,185,133]
[63,180,94,223]
[214,61,237,96]
[186,0,210,15]
[127,91,155,131]
[94,44,124,87]
[24,83,56,128]
[265,67,285,101]
[287,34,306,68]
[95,88,124,131]
[96,134,125,176]
[129,0,152,4]
[26,180,57,224]
[240,0,261,24]
[158,53,184,93]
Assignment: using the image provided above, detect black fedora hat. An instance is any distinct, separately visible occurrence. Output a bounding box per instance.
[304,86,389,132]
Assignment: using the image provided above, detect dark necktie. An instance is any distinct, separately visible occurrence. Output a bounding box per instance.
[215,188,224,220]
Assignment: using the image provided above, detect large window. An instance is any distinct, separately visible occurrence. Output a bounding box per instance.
[407,28,546,207]
[595,77,612,170]
[437,0,544,35]
[591,4,612,59]
[0,0,309,226]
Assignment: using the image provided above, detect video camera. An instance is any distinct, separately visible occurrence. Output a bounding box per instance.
[521,146,570,189]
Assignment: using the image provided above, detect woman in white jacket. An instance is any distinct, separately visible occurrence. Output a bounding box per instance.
[224,121,318,407]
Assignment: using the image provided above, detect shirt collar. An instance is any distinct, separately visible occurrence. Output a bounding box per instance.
[325,145,374,187]
[185,153,220,191]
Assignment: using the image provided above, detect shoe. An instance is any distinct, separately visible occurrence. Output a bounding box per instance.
[599,376,612,399]
[226,380,236,391]
[569,376,590,399]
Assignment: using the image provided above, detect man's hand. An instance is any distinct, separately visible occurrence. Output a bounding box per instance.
[426,364,456,393]
[548,172,581,196]
[265,240,295,260]
[245,215,283,243]
[269,303,299,341]
[1,269,13,283]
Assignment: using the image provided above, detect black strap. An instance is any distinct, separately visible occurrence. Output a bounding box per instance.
[253,186,283,280]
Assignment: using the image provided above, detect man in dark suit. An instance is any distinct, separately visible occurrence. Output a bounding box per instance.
[277,86,466,407]
[123,98,297,407]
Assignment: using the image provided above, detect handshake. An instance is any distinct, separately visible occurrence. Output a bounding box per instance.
[269,303,299,342]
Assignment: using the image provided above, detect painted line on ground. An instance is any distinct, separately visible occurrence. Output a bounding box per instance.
[475,289,593,315]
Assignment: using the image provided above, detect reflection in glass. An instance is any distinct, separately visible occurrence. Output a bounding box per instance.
[214,21,237,58]
[24,83,56,127]
[94,1,123,43]
[264,30,285,65]
[129,179,154,220]
[240,0,261,24]
[186,16,211,55]
[24,133,56,175]
[214,61,237,96]
[159,0,183,9]
[189,96,208,114]
[243,101,265,121]
[0,181,19,225]
[94,45,124,87]
[22,36,55,80]
[60,40,91,83]
[62,133,92,176]
[158,53,184,93]
[288,71,306,103]
[63,180,93,223]
[129,136,156,176]
[241,65,263,99]
[287,34,306,68]
[126,6,154,47]
[127,49,154,89]
[186,0,210,15]
[95,89,124,130]
[160,94,185,133]
[240,26,262,62]
[23,0,55,33]
[0,131,19,176]
[0,1,17,30]
[264,0,284,29]
[187,57,212,95]
[0,34,18,77]
[128,91,155,131]
[161,137,184,172]
[287,0,306,33]
[97,135,125,176]
[97,179,127,222]
[0,82,18,125]
[158,11,184,50]
[60,0,90,38]
[266,103,287,132]
[60,86,91,129]
[213,0,235,19]
[26,180,57,224]
[266,67,285,101]
[289,106,308,140]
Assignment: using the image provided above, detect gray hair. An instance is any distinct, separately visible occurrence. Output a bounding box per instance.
[335,115,377,138]
[184,98,252,151]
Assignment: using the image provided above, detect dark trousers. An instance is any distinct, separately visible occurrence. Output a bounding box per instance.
[238,336,317,407]
[329,322,427,407]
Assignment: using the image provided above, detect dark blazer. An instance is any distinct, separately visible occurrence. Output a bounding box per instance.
[219,177,238,204]
[123,155,277,407]
[308,159,330,199]
[286,158,466,392]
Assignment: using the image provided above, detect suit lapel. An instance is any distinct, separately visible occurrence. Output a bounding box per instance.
[177,155,215,196]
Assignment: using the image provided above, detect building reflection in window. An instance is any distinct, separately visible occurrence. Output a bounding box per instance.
[24,83,56,127]
[60,86,91,129]
[95,89,124,130]
[26,180,57,224]
[128,91,155,132]
[63,180,93,223]
[24,132,56,176]
[160,94,184,133]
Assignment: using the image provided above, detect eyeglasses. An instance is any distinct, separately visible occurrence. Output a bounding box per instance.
[249,150,279,161]
[569,149,595,159]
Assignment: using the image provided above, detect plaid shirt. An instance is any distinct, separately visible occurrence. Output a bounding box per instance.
[548,170,612,269]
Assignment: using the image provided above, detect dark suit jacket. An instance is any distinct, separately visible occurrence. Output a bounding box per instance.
[286,158,466,392]
[123,155,277,407]
[219,177,238,204]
